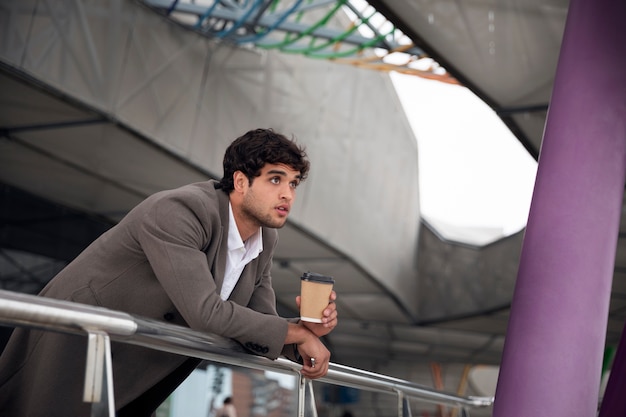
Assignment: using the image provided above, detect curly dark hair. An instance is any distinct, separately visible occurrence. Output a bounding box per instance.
[217,128,310,193]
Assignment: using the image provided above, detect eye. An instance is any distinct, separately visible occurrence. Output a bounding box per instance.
[290,180,300,189]
[270,177,280,185]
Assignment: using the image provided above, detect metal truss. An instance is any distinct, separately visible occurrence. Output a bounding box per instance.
[139,0,458,83]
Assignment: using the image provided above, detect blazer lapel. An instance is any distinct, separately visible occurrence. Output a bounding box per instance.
[227,263,257,304]
[209,183,230,291]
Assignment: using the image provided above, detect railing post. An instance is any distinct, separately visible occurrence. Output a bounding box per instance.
[297,376,318,417]
[397,390,412,417]
[297,374,305,417]
[84,330,115,417]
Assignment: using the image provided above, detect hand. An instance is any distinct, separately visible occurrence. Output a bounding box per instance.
[285,323,332,379]
[296,290,338,338]
[297,331,331,379]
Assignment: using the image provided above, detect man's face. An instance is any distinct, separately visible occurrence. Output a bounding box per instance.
[240,163,302,229]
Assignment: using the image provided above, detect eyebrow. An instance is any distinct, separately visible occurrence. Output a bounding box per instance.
[267,169,302,180]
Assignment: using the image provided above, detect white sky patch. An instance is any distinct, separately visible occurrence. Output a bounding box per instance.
[391,72,538,243]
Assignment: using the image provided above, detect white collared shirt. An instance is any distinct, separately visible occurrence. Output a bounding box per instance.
[220,203,263,300]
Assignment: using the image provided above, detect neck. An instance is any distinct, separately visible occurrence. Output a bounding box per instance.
[239,224,257,243]
[228,190,258,241]
[232,211,258,242]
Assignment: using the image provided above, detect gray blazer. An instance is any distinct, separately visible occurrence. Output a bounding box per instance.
[0,180,295,416]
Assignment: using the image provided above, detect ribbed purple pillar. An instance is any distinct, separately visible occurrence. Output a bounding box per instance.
[493,0,626,416]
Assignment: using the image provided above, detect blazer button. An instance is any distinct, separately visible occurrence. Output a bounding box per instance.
[163,312,175,321]
[244,342,269,354]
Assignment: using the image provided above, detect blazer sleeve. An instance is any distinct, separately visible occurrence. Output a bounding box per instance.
[134,187,289,359]
[244,238,302,363]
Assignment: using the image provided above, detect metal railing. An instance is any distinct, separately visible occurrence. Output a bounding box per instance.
[0,289,493,416]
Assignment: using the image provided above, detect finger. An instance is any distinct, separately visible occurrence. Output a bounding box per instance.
[302,365,326,379]
[301,364,317,378]
[322,306,337,321]
[321,315,336,327]
[301,356,328,377]
[310,362,329,379]
[323,302,337,316]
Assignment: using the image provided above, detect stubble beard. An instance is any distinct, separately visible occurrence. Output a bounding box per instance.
[241,192,287,229]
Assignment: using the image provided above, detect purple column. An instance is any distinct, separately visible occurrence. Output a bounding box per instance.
[493,0,626,416]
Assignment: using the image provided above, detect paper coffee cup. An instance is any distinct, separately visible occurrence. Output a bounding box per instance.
[300,272,334,323]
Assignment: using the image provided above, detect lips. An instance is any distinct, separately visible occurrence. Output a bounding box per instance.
[276,204,290,215]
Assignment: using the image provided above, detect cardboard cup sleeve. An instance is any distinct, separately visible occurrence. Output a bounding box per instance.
[300,272,334,323]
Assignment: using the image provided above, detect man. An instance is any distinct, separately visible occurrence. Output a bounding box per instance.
[0,128,337,416]
[214,396,237,417]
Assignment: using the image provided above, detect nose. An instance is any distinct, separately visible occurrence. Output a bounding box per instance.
[280,184,294,201]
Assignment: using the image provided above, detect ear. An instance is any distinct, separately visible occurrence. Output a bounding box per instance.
[233,171,247,192]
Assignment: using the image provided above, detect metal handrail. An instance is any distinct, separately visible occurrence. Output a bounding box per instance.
[0,289,493,415]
